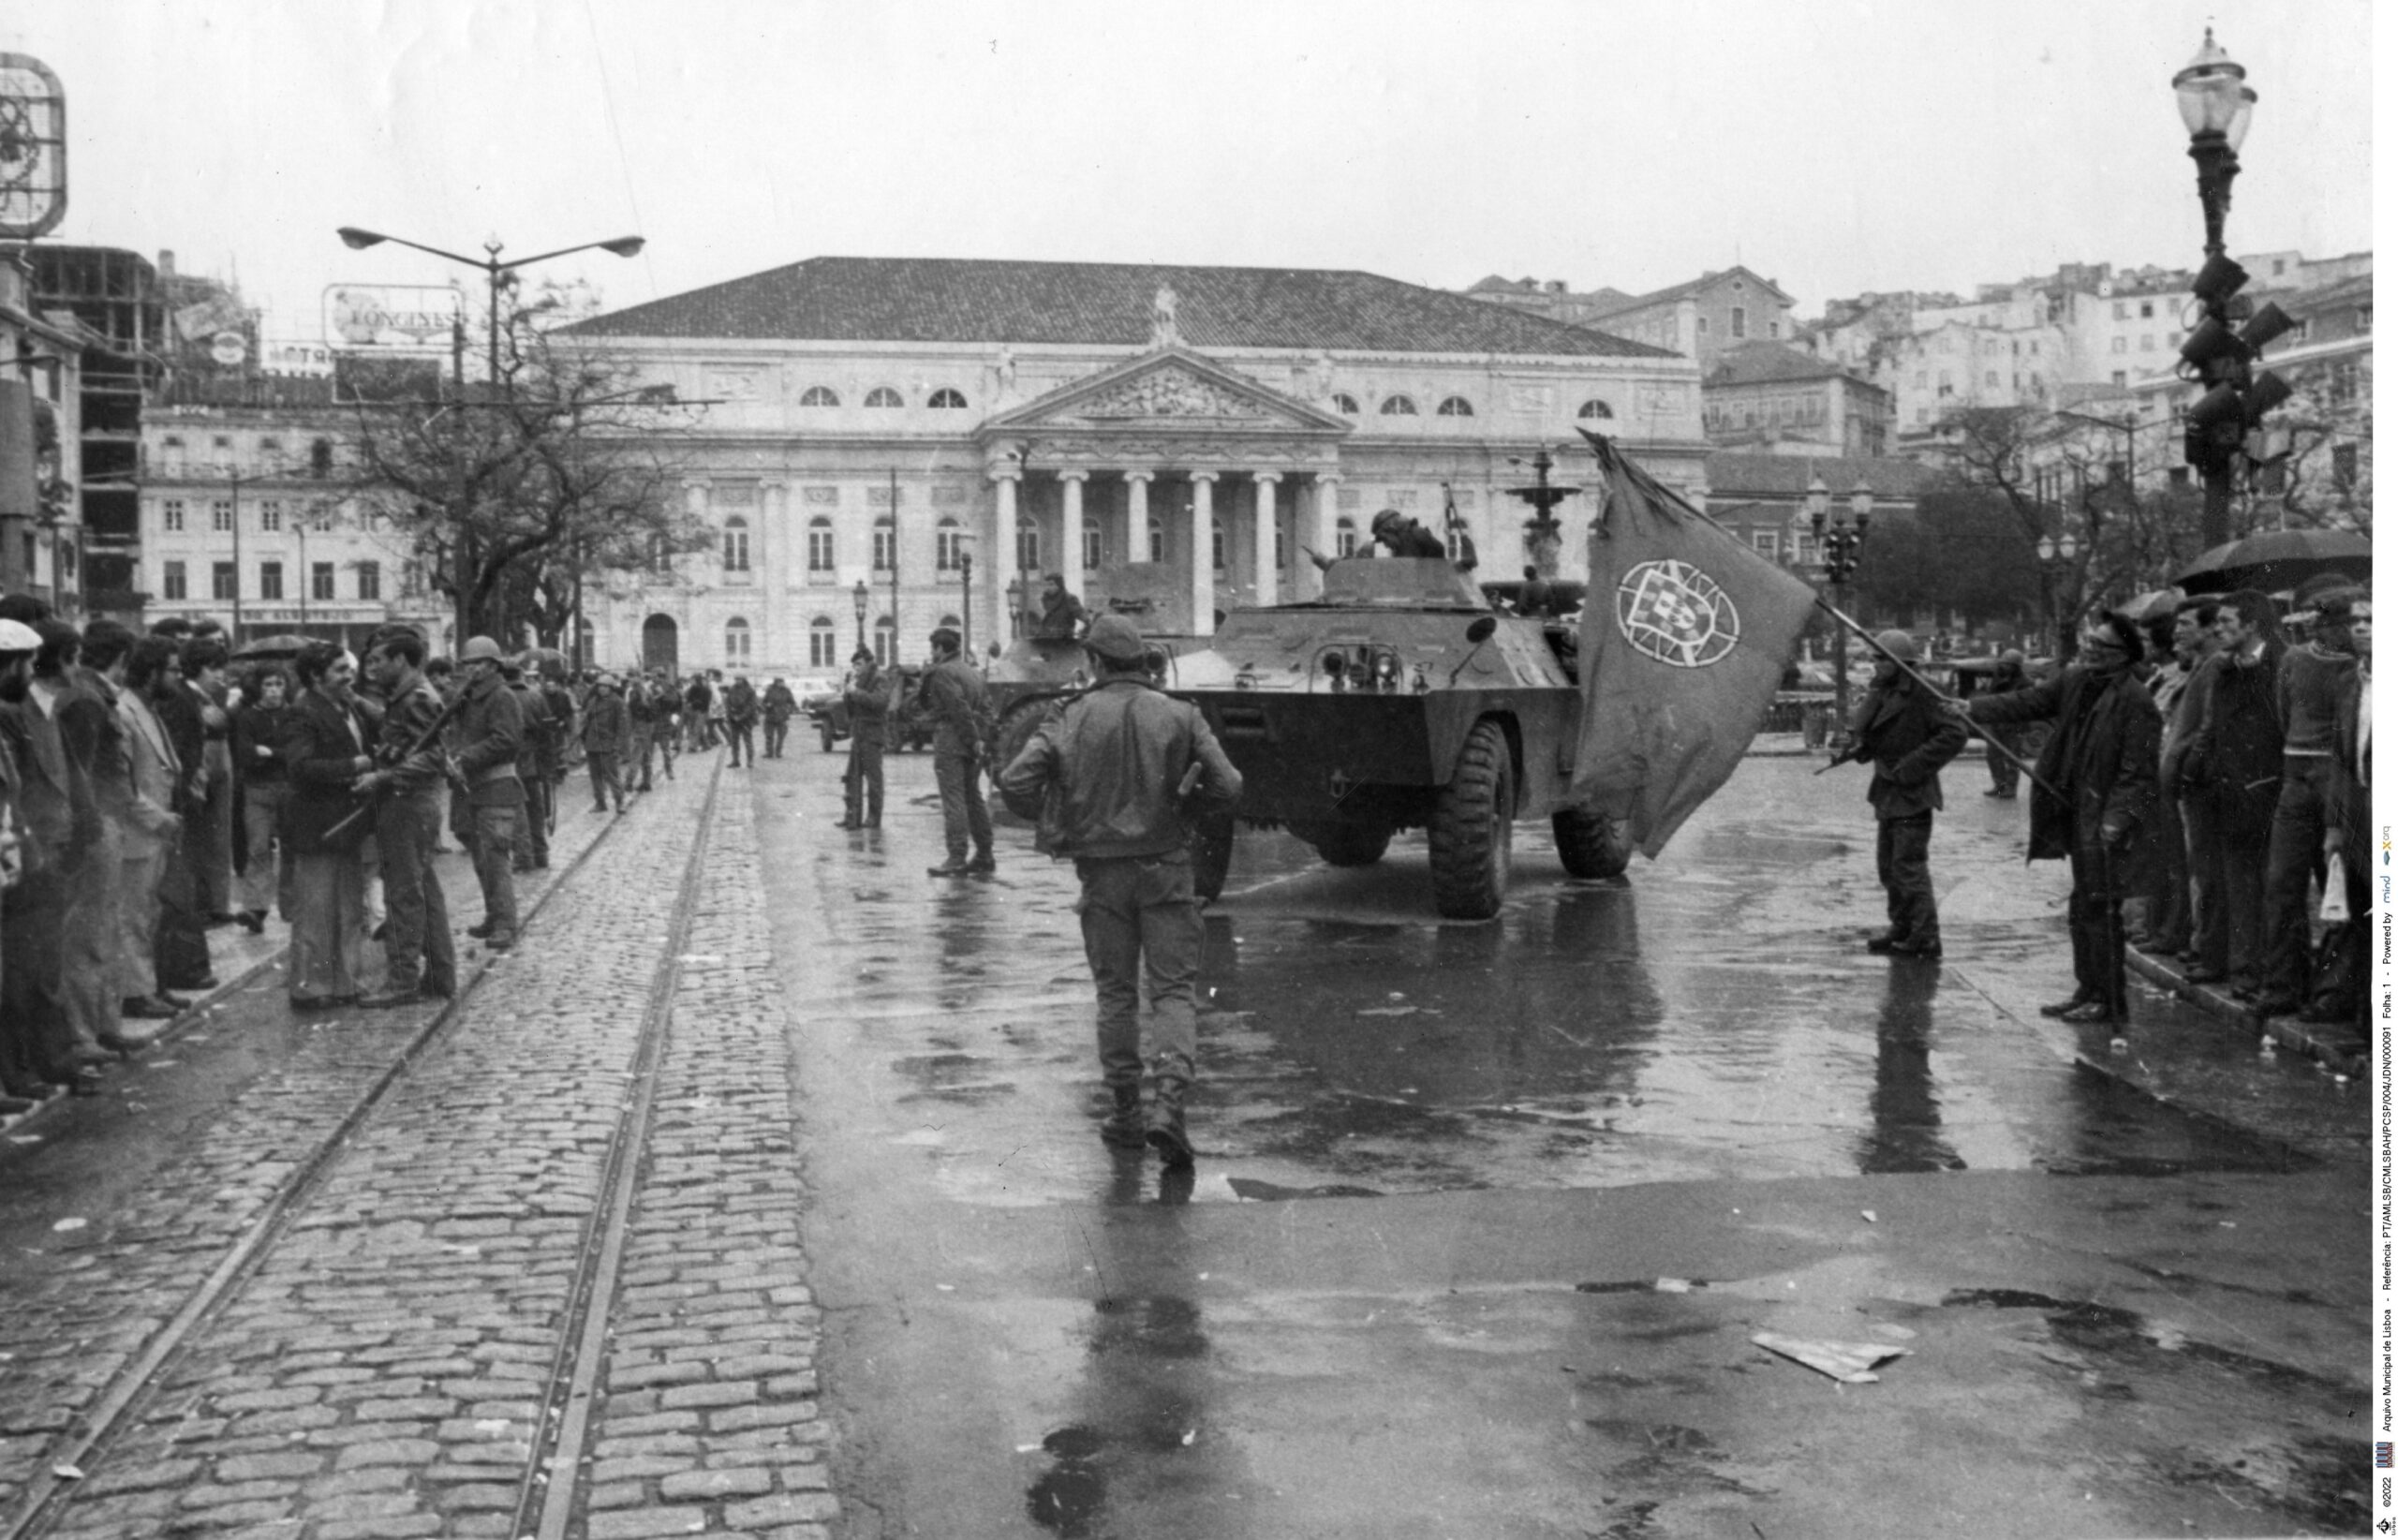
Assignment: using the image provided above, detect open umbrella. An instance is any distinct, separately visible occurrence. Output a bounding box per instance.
[230,633,315,660]
[2173,527,2371,595]
[2118,587,2184,624]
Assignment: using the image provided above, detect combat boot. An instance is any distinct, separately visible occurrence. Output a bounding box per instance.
[1098,1081,1146,1150]
[1145,1075,1195,1168]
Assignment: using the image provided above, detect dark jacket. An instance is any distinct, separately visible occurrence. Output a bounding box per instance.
[277,688,373,855]
[762,682,797,723]
[918,656,990,759]
[723,680,760,724]
[582,690,629,751]
[1970,663,2160,860]
[375,673,451,796]
[842,666,896,748]
[0,690,85,871]
[149,675,207,813]
[1849,674,1967,821]
[998,676,1242,860]
[2329,668,2369,855]
[1028,589,1088,641]
[60,668,139,838]
[453,672,525,807]
[2183,646,2283,818]
[233,700,290,786]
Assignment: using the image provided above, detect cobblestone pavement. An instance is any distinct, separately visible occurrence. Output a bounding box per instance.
[0,757,838,1540]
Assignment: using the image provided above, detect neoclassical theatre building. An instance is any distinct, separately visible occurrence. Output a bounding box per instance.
[570,258,1706,678]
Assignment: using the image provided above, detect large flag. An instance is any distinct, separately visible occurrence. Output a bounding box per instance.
[1570,429,1818,856]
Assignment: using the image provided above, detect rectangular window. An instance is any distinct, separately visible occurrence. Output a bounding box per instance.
[873,627,893,667]
[936,526,962,572]
[808,627,838,668]
[1084,525,1103,572]
[807,525,835,571]
[2329,361,2360,406]
[872,523,895,571]
[259,500,282,532]
[2111,370,2127,386]
[2112,301,2127,320]
[1768,319,1781,338]
[722,525,751,571]
[2110,336,2127,353]
[1335,522,1357,558]
[312,562,335,601]
[162,498,185,532]
[162,560,187,600]
[2139,301,2154,318]
[213,562,239,601]
[1730,306,1747,339]
[211,499,233,532]
[356,560,380,600]
[1695,316,1709,336]
[259,562,283,600]
[1750,530,1780,559]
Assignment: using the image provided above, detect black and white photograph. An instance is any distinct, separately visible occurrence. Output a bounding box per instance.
[0,3,2379,1535]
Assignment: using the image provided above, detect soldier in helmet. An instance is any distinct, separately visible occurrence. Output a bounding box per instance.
[1369,508,1446,558]
[451,636,525,950]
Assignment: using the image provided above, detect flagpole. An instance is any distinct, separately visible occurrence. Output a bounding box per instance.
[1808,592,2061,800]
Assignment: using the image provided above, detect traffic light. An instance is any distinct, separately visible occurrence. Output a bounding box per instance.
[2179,256,2291,479]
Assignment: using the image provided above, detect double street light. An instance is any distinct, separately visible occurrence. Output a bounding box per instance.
[2036,529,2082,659]
[334,227,645,388]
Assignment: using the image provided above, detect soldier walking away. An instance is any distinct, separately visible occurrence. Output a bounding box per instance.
[452,636,525,951]
[354,626,457,1008]
[1838,630,1966,958]
[723,674,760,767]
[1963,612,2160,1026]
[999,613,1242,1167]
[582,674,630,812]
[762,676,797,759]
[836,649,893,829]
[919,627,996,877]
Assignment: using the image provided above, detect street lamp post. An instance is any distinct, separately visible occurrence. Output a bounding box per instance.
[887,466,901,666]
[1808,473,1872,750]
[851,579,870,655]
[336,227,644,389]
[956,536,975,658]
[2036,530,2082,659]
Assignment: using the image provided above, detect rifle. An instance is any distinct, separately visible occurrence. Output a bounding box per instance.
[320,688,468,847]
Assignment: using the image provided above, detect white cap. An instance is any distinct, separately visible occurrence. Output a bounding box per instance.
[0,619,41,654]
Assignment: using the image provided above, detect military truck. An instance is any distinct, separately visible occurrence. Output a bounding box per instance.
[1159,556,1627,919]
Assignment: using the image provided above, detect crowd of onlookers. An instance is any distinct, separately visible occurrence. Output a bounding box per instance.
[1972,577,2370,1048]
[0,587,809,1114]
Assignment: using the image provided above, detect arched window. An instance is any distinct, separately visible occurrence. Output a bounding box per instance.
[873,615,896,666]
[1334,515,1358,558]
[1147,516,1164,564]
[865,386,904,408]
[935,518,963,572]
[1435,395,1474,417]
[807,616,838,668]
[1379,395,1417,416]
[725,616,752,665]
[722,515,751,572]
[806,516,834,573]
[1015,517,1040,573]
[799,385,840,407]
[872,515,895,572]
[1331,392,1360,415]
[1576,399,1615,421]
[927,387,968,409]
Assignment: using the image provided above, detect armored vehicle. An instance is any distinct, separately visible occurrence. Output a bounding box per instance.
[1162,556,1627,918]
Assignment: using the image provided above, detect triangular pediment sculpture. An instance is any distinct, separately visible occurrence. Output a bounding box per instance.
[982,348,1352,437]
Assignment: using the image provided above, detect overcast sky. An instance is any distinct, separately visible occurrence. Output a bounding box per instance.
[2,0,2376,344]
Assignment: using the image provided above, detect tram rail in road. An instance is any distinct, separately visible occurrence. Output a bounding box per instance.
[0,762,723,1540]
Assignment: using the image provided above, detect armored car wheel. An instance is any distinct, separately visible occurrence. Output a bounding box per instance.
[1291,820,1393,867]
[1552,807,1632,880]
[1428,717,1514,920]
[994,697,1062,775]
[1191,810,1236,902]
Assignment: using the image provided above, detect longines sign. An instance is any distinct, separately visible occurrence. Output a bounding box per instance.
[322,284,462,351]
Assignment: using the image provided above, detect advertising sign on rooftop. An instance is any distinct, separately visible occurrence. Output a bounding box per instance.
[323,284,461,351]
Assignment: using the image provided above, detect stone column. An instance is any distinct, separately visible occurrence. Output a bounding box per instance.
[1058,469,1088,600]
[1189,471,1217,636]
[1251,472,1280,607]
[1124,471,1152,563]
[759,480,787,666]
[987,470,1018,656]
[1308,474,1340,598]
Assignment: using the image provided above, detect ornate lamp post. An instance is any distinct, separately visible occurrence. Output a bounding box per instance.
[955,533,975,657]
[2173,29,2256,263]
[1809,473,1872,749]
[2036,530,2081,659]
[1503,448,1578,578]
[851,579,870,655]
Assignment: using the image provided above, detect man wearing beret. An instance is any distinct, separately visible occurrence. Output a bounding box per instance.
[1841,629,1966,959]
[999,613,1241,1168]
[1962,611,2161,1025]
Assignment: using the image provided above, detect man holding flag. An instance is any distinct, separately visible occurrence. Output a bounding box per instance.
[1833,630,1967,958]
[1567,430,1818,858]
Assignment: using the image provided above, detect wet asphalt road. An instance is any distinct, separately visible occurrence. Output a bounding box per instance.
[755,745,2369,1540]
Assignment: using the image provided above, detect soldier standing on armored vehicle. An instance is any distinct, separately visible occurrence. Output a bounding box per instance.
[999,613,1241,1168]
[1027,573,1088,641]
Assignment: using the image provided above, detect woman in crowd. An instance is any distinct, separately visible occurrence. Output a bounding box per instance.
[231,665,295,931]
[277,643,375,1009]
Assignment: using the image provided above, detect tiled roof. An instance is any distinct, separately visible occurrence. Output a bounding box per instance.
[1586,265,1794,318]
[2274,271,2374,315]
[1703,342,1863,388]
[1702,452,1936,501]
[570,258,1670,358]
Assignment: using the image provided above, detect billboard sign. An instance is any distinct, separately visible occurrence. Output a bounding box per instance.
[324,284,462,351]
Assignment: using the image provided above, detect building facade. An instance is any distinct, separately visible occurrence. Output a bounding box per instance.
[1580,267,1797,367]
[566,258,1708,678]
[1700,342,1892,458]
[0,259,84,609]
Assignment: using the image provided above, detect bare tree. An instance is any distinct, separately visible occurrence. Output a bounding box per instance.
[345,312,710,646]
